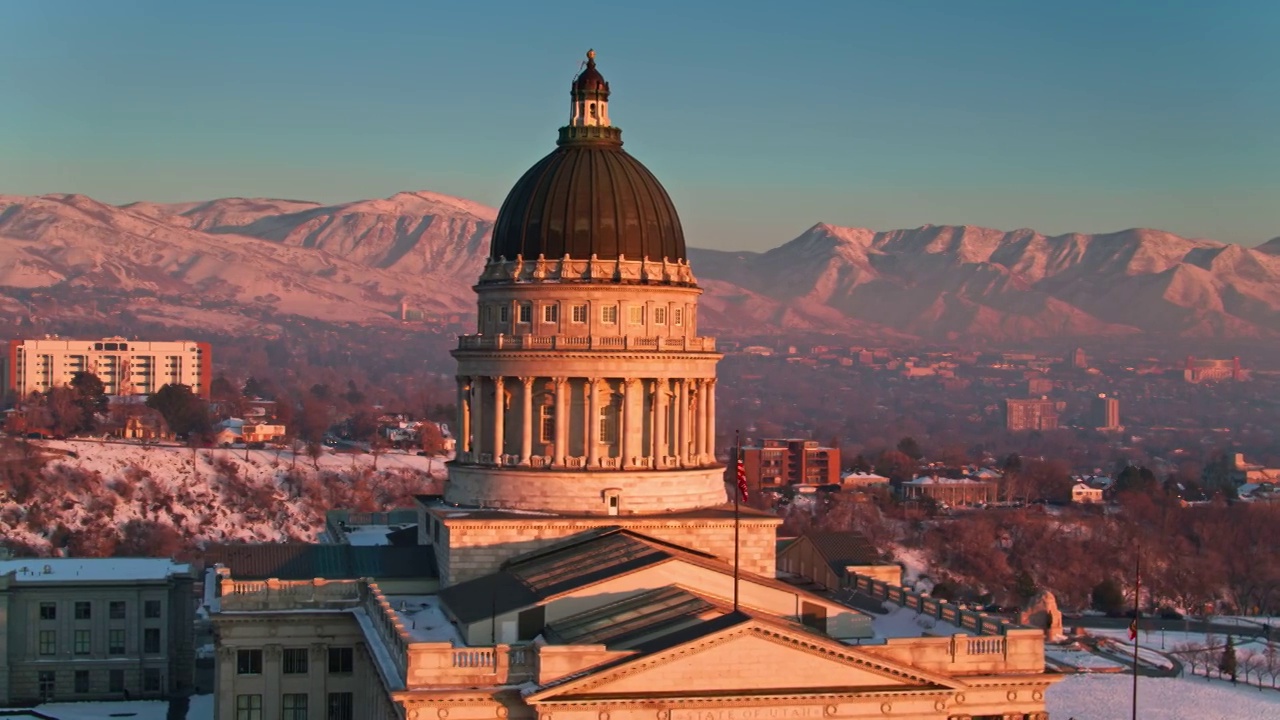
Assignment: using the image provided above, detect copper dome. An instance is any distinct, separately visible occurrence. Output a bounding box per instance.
[489,53,686,263]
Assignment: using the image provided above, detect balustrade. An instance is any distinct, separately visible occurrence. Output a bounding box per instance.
[456,334,716,352]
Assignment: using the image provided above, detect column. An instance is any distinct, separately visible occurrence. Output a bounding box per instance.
[707,379,717,463]
[620,379,634,468]
[470,376,484,458]
[519,377,533,464]
[491,376,505,465]
[457,377,471,455]
[587,378,602,467]
[307,643,328,720]
[553,377,568,465]
[263,644,281,720]
[676,380,688,466]
[216,647,236,720]
[694,379,707,464]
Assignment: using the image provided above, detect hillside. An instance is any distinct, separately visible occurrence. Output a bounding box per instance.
[2,191,1278,341]
[0,440,443,556]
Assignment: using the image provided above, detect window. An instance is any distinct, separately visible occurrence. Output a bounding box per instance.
[673,307,683,326]
[283,694,309,720]
[327,692,354,720]
[39,602,56,620]
[571,304,587,323]
[499,304,509,323]
[328,647,354,674]
[144,628,161,654]
[39,629,56,655]
[38,671,55,701]
[236,694,263,720]
[600,305,617,324]
[539,404,555,445]
[517,303,532,324]
[109,629,126,655]
[74,629,91,655]
[283,647,309,674]
[654,306,666,325]
[628,305,644,325]
[542,304,558,323]
[75,670,90,693]
[237,649,263,675]
[599,404,618,444]
[143,668,162,693]
[109,601,126,619]
[144,600,162,619]
[75,601,91,619]
[109,669,125,693]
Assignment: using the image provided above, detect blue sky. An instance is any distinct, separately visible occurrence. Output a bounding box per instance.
[2,0,1276,250]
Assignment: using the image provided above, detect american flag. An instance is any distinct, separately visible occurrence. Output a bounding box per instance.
[736,451,749,502]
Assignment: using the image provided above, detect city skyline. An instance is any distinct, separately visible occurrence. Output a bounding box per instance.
[2,0,1277,251]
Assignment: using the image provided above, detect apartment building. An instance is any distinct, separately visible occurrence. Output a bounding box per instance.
[740,438,840,496]
[0,558,196,705]
[1005,397,1061,432]
[2,337,212,399]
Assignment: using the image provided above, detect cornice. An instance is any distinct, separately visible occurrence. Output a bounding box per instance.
[453,351,722,362]
[527,622,964,703]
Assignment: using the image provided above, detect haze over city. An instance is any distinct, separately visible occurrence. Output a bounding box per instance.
[2,0,1278,250]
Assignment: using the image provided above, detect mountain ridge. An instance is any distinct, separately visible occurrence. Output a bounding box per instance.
[1,190,1277,341]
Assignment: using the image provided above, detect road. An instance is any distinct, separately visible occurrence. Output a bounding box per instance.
[1063,615,1274,640]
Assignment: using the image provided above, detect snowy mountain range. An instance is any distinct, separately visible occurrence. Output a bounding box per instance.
[2,191,1278,341]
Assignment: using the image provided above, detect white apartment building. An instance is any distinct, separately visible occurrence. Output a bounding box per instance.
[2,337,212,399]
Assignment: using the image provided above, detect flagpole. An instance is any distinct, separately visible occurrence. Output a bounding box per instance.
[733,429,741,612]
[1131,550,1141,720]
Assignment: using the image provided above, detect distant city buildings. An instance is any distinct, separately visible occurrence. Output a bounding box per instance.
[1090,393,1121,430]
[1005,397,1061,431]
[900,475,998,507]
[0,558,195,705]
[2,337,211,398]
[740,438,840,496]
[1184,356,1248,383]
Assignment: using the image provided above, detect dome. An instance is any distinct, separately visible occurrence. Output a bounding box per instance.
[572,49,609,99]
[488,52,686,263]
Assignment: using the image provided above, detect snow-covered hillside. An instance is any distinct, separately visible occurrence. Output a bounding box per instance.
[0,440,443,556]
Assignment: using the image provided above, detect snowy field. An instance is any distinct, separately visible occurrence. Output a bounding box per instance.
[1048,674,1280,719]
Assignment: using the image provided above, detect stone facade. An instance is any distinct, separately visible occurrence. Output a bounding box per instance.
[0,560,194,705]
[424,508,779,586]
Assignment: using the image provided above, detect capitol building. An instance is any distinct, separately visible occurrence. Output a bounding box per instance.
[208,51,1059,720]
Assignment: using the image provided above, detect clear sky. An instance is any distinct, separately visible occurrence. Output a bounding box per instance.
[2,0,1276,250]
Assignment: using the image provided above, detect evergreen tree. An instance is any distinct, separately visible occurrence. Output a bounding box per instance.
[1221,635,1238,682]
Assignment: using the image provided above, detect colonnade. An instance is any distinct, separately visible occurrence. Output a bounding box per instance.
[455,375,716,469]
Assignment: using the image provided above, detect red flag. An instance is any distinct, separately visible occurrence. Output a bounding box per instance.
[736,454,749,501]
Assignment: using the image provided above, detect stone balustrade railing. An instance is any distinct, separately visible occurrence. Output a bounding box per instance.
[851,573,1046,675]
[217,577,364,611]
[456,334,718,353]
[477,255,697,286]
[458,452,689,470]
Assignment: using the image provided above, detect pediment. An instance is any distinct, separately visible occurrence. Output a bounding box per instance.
[528,621,963,702]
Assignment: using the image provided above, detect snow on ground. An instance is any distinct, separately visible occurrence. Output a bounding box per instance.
[868,601,968,640]
[388,595,465,643]
[890,545,933,591]
[1046,645,1126,672]
[32,694,212,719]
[1048,673,1280,719]
[0,439,446,553]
